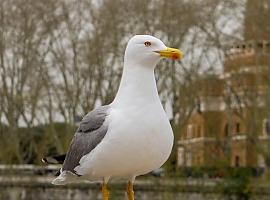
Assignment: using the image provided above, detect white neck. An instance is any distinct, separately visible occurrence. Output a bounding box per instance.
[112,64,160,106]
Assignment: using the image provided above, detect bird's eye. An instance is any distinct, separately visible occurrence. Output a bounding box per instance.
[144,41,151,47]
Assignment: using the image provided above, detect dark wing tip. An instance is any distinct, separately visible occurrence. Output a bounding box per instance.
[42,154,66,165]
[42,157,48,164]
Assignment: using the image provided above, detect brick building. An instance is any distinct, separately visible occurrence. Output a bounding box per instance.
[177,41,270,169]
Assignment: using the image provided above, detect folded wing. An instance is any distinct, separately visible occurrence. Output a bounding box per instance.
[62,105,110,175]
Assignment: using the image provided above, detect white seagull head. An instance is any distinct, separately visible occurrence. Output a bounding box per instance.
[124,35,182,68]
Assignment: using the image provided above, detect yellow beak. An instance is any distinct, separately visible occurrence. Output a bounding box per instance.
[156,47,183,60]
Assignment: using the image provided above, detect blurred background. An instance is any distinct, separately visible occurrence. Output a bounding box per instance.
[0,0,270,199]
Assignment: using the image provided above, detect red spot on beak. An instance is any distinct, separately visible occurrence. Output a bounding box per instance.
[172,54,180,60]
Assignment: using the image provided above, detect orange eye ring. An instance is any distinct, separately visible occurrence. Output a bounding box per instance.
[144,41,151,47]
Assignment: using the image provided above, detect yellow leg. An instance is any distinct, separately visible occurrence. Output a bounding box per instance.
[127,181,134,200]
[102,183,109,200]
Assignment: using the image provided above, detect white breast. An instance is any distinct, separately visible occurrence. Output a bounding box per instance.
[77,102,173,179]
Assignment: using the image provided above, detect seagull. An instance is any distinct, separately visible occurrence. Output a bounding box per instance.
[44,35,182,200]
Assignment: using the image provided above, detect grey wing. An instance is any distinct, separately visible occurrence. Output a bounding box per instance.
[62,105,110,174]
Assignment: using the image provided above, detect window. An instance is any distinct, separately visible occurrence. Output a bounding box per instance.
[235,156,240,167]
[224,123,229,137]
[236,122,241,133]
[263,119,270,136]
